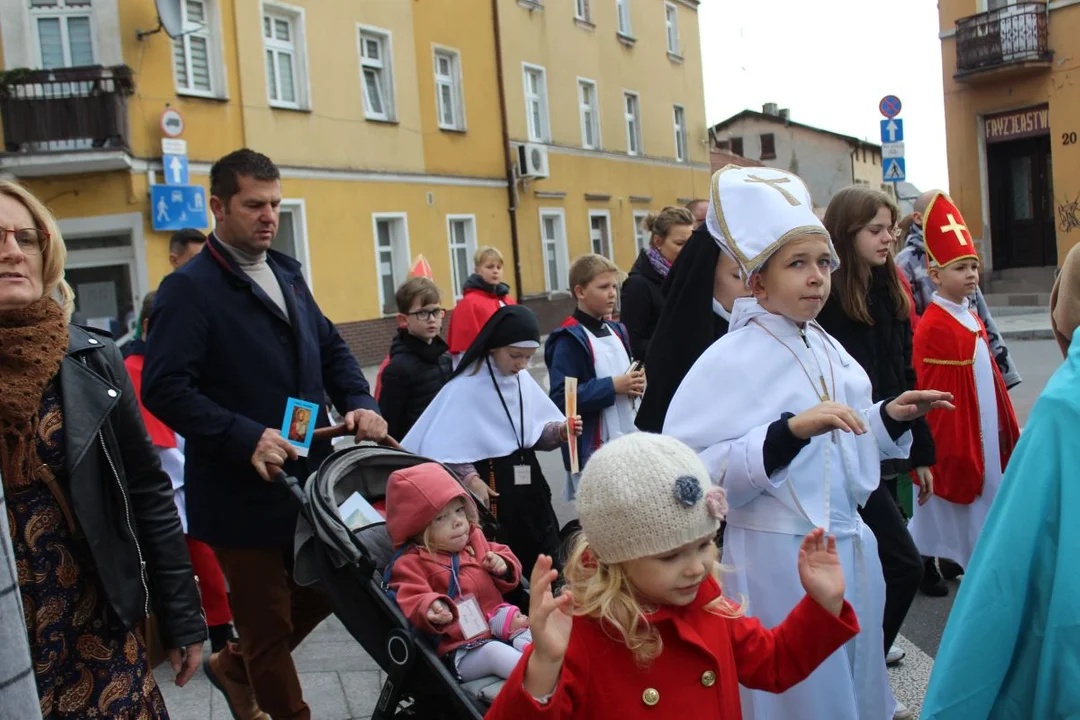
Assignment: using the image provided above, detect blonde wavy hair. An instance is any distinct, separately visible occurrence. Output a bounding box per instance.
[0,180,75,318]
[563,532,742,666]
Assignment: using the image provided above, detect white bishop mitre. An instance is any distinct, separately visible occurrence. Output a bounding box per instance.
[705,164,837,278]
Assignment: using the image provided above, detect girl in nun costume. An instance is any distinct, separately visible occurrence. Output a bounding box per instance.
[402,305,580,577]
[635,224,750,433]
[664,165,953,720]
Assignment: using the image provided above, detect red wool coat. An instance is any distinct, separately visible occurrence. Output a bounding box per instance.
[913,302,1020,503]
[389,526,522,656]
[123,353,178,449]
[447,289,517,355]
[485,576,859,720]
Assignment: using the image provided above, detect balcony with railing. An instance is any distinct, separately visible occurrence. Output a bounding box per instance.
[954,3,1052,81]
[0,65,135,176]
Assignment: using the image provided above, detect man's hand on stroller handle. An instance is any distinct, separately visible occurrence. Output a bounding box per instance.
[252,428,299,481]
[427,599,454,626]
[344,408,388,444]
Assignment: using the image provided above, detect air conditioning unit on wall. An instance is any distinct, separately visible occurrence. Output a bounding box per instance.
[517,143,550,179]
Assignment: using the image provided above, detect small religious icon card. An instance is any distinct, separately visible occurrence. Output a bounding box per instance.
[282,397,320,457]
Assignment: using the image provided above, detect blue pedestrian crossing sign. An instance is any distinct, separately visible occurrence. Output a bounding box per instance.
[163,154,189,185]
[883,158,906,183]
[151,185,208,231]
[880,118,904,144]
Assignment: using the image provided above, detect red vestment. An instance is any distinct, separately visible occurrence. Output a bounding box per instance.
[913,302,1019,504]
[446,289,516,355]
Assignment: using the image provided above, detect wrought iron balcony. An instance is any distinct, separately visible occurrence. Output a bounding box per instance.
[955,3,1052,80]
[0,65,134,159]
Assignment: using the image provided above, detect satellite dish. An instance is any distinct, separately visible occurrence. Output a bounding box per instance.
[156,0,185,38]
[137,0,189,41]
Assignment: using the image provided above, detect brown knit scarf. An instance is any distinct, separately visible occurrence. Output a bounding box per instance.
[0,296,69,491]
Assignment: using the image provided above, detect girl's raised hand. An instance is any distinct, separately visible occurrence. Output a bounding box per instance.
[523,554,573,698]
[797,529,845,617]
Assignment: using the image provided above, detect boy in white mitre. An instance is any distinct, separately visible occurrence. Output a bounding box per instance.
[908,193,1020,575]
[664,165,953,720]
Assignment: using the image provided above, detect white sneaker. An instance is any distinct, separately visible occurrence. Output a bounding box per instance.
[893,700,914,719]
[886,644,906,666]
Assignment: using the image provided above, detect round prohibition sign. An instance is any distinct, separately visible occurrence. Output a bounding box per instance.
[879,95,902,119]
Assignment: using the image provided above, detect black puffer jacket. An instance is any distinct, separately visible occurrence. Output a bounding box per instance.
[817,266,936,469]
[60,325,206,650]
[379,329,452,440]
[620,250,667,361]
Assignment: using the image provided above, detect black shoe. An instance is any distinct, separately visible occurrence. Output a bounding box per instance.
[209,623,238,654]
[921,557,949,597]
[939,558,964,580]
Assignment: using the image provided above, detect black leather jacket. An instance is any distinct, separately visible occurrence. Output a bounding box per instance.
[59,324,206,650]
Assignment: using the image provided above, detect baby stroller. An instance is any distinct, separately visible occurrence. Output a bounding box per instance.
[280,430,512,719]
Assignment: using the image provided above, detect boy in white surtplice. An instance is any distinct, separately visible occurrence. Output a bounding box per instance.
[665,165,953,720]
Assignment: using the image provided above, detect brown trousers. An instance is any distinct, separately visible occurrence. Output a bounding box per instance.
[213,545,333,720]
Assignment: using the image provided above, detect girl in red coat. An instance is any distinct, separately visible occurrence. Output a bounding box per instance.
[486,433,861,719]
[386,462,533,681]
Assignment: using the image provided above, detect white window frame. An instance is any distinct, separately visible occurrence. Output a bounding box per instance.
[446,214,478,301]
[29,0,96,69]
[574,0,591,22]
[172,0,227,98]
[577,77,601,150]
[624,90,642,156]
[261,3,309,110]
[588,210,613,260]
[539,208,570,294]
[277,199,312,288]
[522,63,550,143]
[664,2,680,55]
[673,104,688,163]
[615,0,632,36]
[433,46,465,131]
[372,213,412,315]
[633,210,650,252]
[358,25,396,122]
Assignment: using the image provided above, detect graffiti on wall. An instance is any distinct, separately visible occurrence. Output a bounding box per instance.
[1059,191,1080,234]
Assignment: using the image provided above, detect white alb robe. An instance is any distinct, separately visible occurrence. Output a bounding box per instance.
[665,297,912,720]
[907,295,1002,569]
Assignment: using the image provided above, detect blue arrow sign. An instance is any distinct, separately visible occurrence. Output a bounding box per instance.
[151,185,208,231]
[163,154,189,186]
[880,118,904,144]
[883,157,906,183]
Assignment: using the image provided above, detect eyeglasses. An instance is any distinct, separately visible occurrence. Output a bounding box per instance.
[863,224,901,239]
[407,308,446,321]
[0,228,48,255]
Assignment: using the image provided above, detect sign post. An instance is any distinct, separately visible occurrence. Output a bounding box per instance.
[879,95,906,191]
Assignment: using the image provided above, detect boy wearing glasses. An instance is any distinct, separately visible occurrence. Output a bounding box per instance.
[379,277,452,440]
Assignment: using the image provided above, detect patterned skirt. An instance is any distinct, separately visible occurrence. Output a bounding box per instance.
[7,481,168,720]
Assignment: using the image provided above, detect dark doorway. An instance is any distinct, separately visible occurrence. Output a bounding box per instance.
[988,134,1056,268]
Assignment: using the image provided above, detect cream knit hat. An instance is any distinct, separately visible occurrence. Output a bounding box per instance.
[576,433,728,564]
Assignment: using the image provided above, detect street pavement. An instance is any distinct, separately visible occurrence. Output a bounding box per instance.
[156,336,1063,720]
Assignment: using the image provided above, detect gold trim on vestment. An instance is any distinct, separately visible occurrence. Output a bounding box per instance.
[922,358,974,366]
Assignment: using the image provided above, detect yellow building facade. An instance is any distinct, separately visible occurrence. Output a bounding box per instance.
[0,0,708,360]
[939,0,1080,278]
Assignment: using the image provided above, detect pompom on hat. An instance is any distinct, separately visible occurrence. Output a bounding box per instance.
[705,164,835,281]
[576,433,728,564]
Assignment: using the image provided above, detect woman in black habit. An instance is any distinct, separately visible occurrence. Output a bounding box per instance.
[401,305,580,576]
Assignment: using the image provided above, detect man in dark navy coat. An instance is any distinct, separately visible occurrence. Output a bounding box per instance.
[143,149,385,720]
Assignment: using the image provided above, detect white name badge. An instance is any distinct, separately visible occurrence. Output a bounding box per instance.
[514,465,531,486]
[455,595,488,640]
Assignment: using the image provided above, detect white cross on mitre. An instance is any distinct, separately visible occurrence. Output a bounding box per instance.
[705,165,834,276]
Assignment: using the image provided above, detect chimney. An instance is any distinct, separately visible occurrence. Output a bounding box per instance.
[778,108,790,122]
[762,102,779,116]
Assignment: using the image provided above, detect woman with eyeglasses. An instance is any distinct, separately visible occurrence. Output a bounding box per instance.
[817,185,935,720]
[0,180,206,718]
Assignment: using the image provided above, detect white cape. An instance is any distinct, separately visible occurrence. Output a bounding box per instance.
[402,358,565,464]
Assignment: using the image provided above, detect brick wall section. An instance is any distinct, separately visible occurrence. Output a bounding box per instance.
[337,294,579,366]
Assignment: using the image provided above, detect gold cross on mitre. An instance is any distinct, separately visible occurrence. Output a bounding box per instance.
[940,213,969,246]
[744,174,801,207]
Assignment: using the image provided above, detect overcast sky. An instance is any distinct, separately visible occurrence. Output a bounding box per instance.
[698,0,949,195]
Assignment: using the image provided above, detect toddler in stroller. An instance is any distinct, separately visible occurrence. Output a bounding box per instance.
[386,462,533,681]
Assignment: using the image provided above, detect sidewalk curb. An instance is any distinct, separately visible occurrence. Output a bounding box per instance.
[1001,328,1054,341]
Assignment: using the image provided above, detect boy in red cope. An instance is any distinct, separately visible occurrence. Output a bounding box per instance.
[909,193,1020,571]
[446,246,516,367]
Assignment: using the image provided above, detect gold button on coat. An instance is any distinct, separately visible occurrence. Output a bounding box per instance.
[642,688,660,706]
[700,670,717,687]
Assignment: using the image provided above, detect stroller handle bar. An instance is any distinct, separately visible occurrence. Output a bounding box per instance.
[271,430,405,498]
